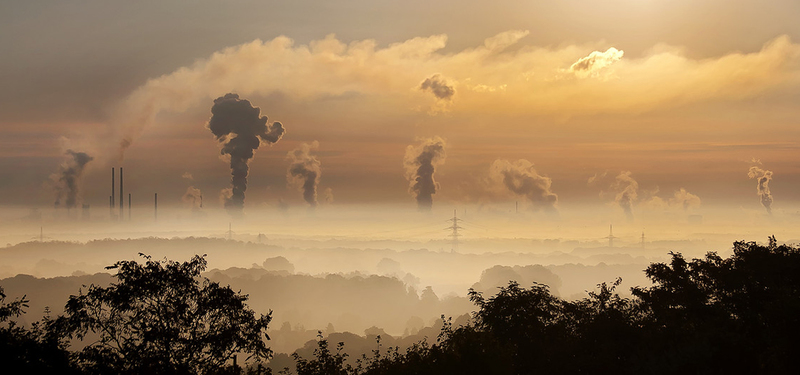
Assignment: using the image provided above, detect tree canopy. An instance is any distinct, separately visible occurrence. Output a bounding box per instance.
[291,238,800,375]
[56,254,272,375]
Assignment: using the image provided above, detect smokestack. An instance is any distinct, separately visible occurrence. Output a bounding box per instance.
[119,167,124,221]
[109,195,113,218]
[154,193,158,221]
[111,168,115,210]
[128,193,131,221]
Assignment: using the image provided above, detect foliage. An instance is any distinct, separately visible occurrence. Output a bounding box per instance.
[0,286,78,373]
[290,238,800,375]
[56,254,272,375]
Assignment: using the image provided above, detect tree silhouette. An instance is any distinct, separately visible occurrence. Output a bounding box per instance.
[289,238,800,375]
[0,286,78,373]
[55,254,272,375]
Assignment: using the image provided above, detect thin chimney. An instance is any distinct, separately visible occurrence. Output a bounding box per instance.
[128,193,131,221]
[119,167,124,221]
[111,168,115,209]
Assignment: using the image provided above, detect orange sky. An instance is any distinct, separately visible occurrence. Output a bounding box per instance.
[2,0,800,217]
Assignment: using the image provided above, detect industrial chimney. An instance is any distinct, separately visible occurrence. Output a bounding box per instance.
[119,167,124,221]
[111,168,115,218]
[128,193,131,221]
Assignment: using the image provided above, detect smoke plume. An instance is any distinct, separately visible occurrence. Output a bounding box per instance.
[404,137,447,210]
[287,141,322,207]
[748,166,773,214]
[670,188,701,210]
[490,159,558,212]
[182,186,203,209]
[52,150,93,210]
[419,74,455,101]
[614,171,638,220]
[207,93,285,216]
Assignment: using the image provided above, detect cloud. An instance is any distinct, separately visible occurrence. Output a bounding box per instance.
[93,31,800,160]
[489,159,557,212]
[419,74,455,100]
[568,47,624,78]
[404,137,447,210]
[182,172,194,180]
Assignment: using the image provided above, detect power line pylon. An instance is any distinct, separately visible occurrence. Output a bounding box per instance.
[446,209,462,253]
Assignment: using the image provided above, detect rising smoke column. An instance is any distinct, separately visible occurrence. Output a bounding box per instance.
[404,137,447,210]
[490,159,558,212]
[182,186,203,209]
[52,150,94,209]
[287,141,322,207]
[748,166,774,214]
[207,93,285,216]
[614,171,638,220]
[669,188,701,210]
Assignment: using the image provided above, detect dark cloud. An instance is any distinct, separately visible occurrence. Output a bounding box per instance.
[404,137,446,210]
[490,159,558,212]
[419,74,455,100]
[208,93,285,216]
[52,150,93,209]
[287,141,322,207]
[748,166,773,214]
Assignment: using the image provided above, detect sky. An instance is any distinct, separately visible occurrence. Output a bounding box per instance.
[2,0,800,218]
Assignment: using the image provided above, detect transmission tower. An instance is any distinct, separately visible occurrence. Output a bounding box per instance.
[446,209,463,252]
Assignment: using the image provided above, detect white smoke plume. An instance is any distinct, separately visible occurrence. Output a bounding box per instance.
[51,150,94,210]
[748,166,774,214]
[490,159,557,212]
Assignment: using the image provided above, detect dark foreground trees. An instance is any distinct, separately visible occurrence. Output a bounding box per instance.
[56,254,272,375]
[293,238,800,375]
[1,286,78,373]
[1,254,272,375]
[3,238,799,374]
